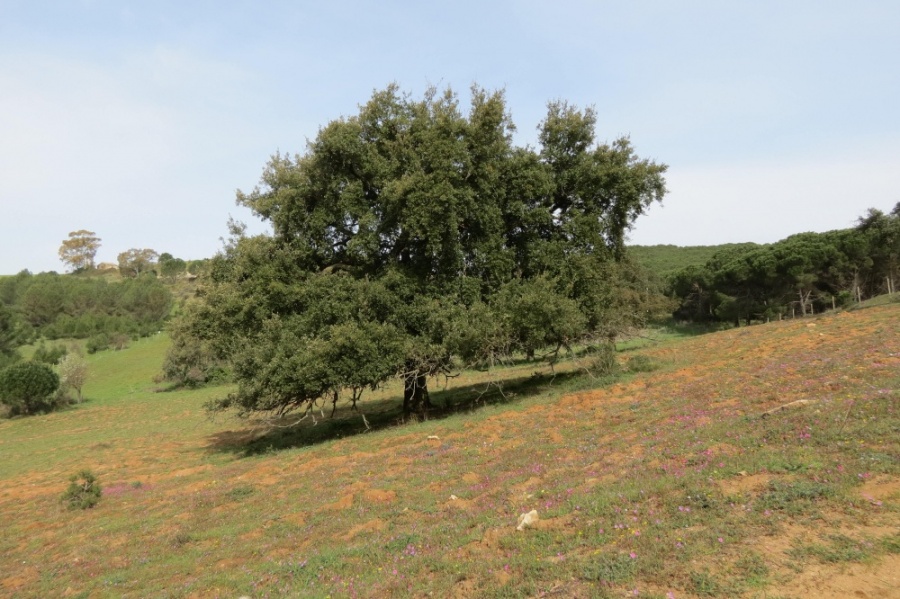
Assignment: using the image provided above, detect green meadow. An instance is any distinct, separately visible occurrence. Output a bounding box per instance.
[1,305,898,598]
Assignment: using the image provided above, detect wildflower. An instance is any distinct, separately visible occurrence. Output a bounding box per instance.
[629,552,637,559]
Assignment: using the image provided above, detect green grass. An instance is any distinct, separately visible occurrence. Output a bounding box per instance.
[849,292,900,310]
[0,305,898,597]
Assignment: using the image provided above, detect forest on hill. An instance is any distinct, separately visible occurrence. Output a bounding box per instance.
[651,204,899,325]
[626,242,763,280]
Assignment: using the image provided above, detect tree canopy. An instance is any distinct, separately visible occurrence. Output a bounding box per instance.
[58,230,101,272]
[169,85,668,419]
[0,361,60,416]
[666,203,900,324]
[1,271,173,342]
[117,248,160,278]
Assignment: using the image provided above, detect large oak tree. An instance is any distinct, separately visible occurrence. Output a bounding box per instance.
[170,85,667,420]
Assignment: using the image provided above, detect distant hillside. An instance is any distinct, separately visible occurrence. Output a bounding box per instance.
[628,243,763,280]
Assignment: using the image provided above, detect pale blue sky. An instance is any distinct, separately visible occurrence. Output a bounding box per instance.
[2,1,898,274]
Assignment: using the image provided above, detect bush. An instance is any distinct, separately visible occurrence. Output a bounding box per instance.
[0,351,20,371]
[625,354,661,373]
[109,333,130,351]
[31,342,68,365]
[85,333,109,354]
[0,361,61,415]
[584,342,620,376]
[57,352,89,402]
[62,470,102,510]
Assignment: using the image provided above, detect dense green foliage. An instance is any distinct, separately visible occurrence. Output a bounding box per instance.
[61,470,102,510]
[157,253,188,281]
[0,361,61,415]
[667,204,900,324]
[627,243,763,280]
[30,342,68,365]
[0,303,23,370]
[0,271,173,342]
[169,85,669,418]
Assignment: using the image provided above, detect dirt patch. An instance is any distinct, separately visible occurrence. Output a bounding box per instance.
[461,472,480,484]
[342,519,386,541]
[442,496,474,511]
[776,554,900,598]
[363,489,397,503]
[719,473,771,496]
[451,576,478,599]
[546,429,564,444]
[532,514,576,531]
[752,523,819,566]
[215,557,244,570]
[512,476,543,492]
[859,475,900,503]
[321,493,354,511]
[1,567,39,593]
[283,512,306,526]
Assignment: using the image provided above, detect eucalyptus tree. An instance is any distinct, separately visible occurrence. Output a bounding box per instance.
[171,85,667,420]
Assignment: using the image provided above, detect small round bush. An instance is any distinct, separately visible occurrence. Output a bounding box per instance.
[0,361,60,415]
[626,354,661,373]
[62,470,102,510]
[85,333,110,354]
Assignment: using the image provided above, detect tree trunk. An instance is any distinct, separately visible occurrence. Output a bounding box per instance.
[403,373,431,419]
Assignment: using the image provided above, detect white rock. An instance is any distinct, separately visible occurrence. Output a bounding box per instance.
[516,509,539,531]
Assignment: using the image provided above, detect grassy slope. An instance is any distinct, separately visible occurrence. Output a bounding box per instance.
[0,308,898,598]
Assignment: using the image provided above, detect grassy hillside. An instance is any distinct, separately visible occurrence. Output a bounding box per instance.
[1,308,898,598]
[628,243,763,280]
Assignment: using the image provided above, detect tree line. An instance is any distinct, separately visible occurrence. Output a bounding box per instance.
[0,271,173,358]
[58,229,208,281]
[666,204,900,324]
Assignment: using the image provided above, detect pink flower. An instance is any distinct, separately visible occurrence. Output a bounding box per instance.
[629,552,637,559]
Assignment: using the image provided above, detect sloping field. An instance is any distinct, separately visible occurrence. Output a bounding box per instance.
[0,306,898,598]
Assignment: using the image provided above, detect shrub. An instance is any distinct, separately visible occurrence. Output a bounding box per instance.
[62,470,102,510]
[85,333,110,354]
[585,342,620,376]
[109,333,130,351]
[31,342,68,365]
[0,361,61,415]
[625,354,660,373]
[57,352,89,402]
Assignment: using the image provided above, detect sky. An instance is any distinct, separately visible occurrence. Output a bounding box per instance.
[2,1,899,274]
